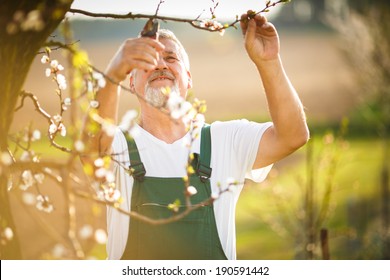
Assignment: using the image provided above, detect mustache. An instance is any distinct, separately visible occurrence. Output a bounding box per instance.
[147,70,175,83]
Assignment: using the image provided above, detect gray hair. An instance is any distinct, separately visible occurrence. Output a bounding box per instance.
[157,29,190,71]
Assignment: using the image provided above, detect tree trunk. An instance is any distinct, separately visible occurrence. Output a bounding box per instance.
[0,0,72,259]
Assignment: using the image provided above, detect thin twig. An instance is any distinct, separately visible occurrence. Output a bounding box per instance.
[155,0,165,16]
[69,0,287,33]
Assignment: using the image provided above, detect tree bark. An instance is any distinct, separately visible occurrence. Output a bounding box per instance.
[0,0,73,259]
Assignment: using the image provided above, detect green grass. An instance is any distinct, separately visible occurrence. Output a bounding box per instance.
[235,136,385,260]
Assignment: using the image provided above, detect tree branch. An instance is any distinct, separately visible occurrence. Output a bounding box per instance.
[15,91,72,153]
[69,1,288,33]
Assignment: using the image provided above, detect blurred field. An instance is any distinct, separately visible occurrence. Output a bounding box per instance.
[236,137,384,259]
[9,20,367,259]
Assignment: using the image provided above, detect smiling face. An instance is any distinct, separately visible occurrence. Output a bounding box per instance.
[130,37,192,107]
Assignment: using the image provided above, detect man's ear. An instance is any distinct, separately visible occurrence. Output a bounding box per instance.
[129,71,136,93]
[187,70,193,89]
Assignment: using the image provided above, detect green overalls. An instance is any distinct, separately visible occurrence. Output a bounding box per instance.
[121,125,227,260]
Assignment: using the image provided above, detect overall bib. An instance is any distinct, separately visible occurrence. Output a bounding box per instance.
[121,125,227,260]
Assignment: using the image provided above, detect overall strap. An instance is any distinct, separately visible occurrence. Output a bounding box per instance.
[197,124,212,182]
[125,134,146,181]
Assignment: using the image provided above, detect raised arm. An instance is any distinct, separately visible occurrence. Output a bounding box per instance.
[240,13,309,169]
[88,37,165,155]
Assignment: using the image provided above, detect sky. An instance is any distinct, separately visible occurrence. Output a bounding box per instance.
[70,0,282,20]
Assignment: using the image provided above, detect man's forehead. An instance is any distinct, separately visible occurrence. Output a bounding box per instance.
[160,38,180,53]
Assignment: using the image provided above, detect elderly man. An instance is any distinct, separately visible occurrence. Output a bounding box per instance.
[91,12,309,260]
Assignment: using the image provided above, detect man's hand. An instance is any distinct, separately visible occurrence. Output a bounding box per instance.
[240,12,280,64]
[105,37,165,83]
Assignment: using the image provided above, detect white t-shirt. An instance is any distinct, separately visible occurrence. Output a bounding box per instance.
[107,119,273,260]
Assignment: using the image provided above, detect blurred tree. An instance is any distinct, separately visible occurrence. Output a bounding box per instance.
[0,0,72,259]
[276,0,326,25]
[326,0,390,259]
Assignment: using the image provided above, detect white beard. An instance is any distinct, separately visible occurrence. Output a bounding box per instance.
[144,83,180,108]
[144,87,165,107]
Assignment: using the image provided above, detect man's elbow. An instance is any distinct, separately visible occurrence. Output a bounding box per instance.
[289,127,310,151]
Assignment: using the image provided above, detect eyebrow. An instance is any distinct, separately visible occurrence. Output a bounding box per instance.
[163,50,178,56]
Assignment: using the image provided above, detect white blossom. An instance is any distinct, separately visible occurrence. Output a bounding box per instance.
[45,68,52,77]
[58,123,66,137]
[20,10,44,32]
[56,74,67,90]
[102,122,116,137]
[211,192,219,200]
[20,170,34,190]
[32,129,41,141]
[187,186,198,196]
[49,123,57,135]
[57,64,64,71]
[94,158,104,168]
[34,173,45,184]
[53,114,62,123]
[103,187,121,202]
[74,140,85,152]
[94,229,107,244]
[19,184,29,191]
[120,110,138,131]
[90,100,99,108]
[195,113,205,123]
[87,81,94,93]
[105,171,115,183]
[167,93,192,119]
[41,55,49,64]
[64,97,71,106]
[7,179,13,191]
[1,152,12,166]
[3,227,14,241]
[22,192,36,205]
[95,168,106,178]
[79,224,93,239]
[50,60,59,68]
[199,19,225,36]
[92,72,106,88]
[52,244,66,258]
[98,77,106,88]
[129,125,140,138]
[92,72,103,80]
[20,151,30,162]
[36,194,54,213]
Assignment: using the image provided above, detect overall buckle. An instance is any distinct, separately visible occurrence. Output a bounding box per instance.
[197,163,212,183]
[129,162,146,182]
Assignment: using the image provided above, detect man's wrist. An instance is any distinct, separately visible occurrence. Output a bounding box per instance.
[255,55,282,73]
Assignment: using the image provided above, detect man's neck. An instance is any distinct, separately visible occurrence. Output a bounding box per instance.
[138,107,187,144]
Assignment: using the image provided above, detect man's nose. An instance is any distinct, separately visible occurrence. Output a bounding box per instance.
[155,55,167,70]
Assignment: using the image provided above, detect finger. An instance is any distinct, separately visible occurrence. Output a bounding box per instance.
[130,51,158,67]
[240,13,249,35]
[251,14,277,36]
[261,21,276,32]
[253,14,268,27]
[140,37,165,51]
[129,60,157,72]
[129,44,159,62]
[244,18,257,43]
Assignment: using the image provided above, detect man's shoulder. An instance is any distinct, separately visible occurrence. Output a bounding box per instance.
[210,119,271,131]
[209,119,273,145]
